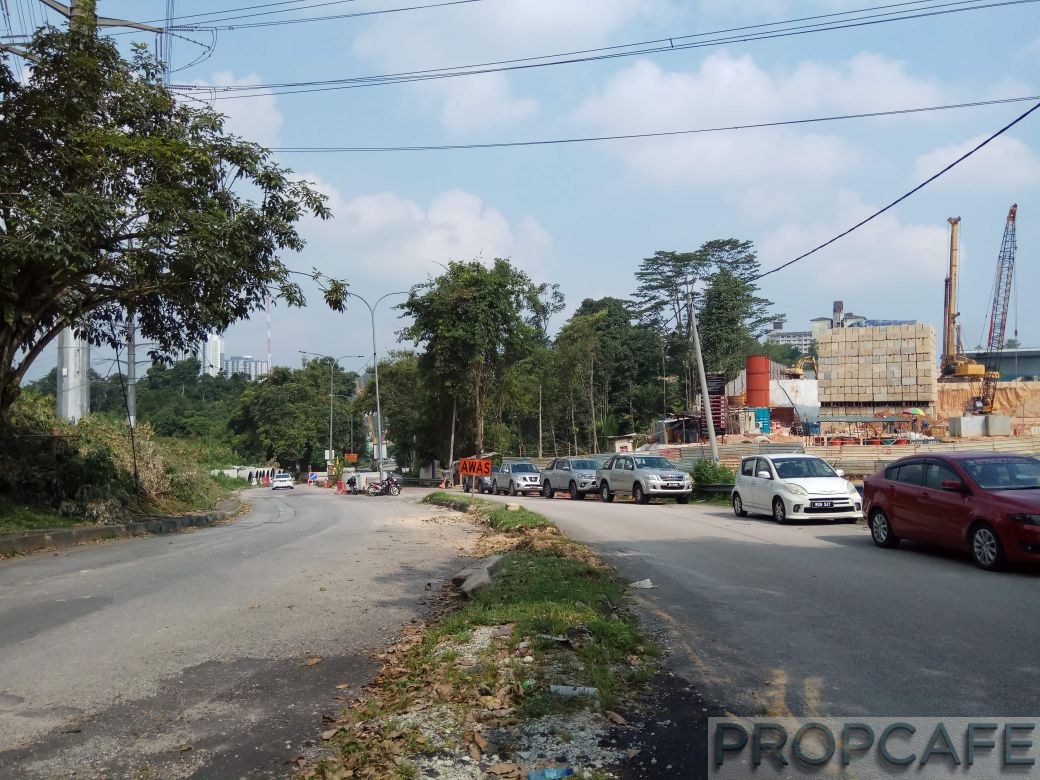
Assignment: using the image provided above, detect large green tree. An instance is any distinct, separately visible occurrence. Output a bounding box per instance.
[398,259,561,454]
[0,3,343,427]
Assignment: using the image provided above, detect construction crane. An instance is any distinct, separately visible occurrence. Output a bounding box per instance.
[976,204,1018,413]
[940,216,986,380]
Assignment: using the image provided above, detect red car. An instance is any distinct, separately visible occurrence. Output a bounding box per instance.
[862,452,1040,571]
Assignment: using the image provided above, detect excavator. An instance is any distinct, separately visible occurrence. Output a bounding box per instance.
[781,355,817,379]
[940,206,1018,414]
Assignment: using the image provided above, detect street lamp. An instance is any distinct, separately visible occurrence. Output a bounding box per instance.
[299,351,364,466]
[344,290,408,480]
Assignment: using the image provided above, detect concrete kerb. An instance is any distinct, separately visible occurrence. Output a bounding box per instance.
[0,496,247,557]
[453,554,505,598]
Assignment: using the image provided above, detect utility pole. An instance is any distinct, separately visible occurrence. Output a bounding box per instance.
[56,328,90,422]
[688,290,719,462]
[125,312,136,426]
[447,397,456,487]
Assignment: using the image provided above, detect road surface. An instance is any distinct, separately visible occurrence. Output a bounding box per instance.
[482,491,1040,718]
[0,488,476,778]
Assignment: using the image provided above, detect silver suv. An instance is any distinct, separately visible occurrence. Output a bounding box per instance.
[540,457,601,500]
[492,462,541,496]
[597,454,692,504]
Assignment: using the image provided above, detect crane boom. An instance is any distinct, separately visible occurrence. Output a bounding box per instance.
[979,204,1018,413]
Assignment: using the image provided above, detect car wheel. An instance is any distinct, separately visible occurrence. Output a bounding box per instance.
[600,482,614,503]
[543,481,554,499]
[869,509,899,548]
[969,522,1007,571]
[569,481,582,500]
[732,493,747,517]
[634,482,649,505]
[676,495,690,505]
[772,497,787,524]
[509,481,517,496]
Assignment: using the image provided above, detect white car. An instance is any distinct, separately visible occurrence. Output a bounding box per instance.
[271,472,295,490]
[731,454,861,523]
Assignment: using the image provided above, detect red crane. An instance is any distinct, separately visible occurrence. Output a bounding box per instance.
[978,204,1018,414]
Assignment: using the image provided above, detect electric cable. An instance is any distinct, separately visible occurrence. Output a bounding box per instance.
[754,99,1040,281]
[268,94,1040,152]
[170,0,1039,99]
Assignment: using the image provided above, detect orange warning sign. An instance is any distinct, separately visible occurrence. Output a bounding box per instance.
[459,458,492,477]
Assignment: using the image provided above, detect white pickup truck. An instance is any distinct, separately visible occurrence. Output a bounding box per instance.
[596,453,693,505]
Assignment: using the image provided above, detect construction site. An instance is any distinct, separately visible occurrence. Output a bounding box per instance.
[650,204,1040,476]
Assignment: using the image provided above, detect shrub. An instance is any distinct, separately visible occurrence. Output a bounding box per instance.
[691,459,735,486]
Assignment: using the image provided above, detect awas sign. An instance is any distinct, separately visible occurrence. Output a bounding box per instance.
[459,458,492,477]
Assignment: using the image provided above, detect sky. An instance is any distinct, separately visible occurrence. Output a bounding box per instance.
[9,0,1040,381]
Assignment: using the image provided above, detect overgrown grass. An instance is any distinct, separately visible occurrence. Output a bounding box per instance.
[422,491,554,531]
[0,499,83,534]
[307,500,659,778]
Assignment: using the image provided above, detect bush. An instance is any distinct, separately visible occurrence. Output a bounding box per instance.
[691,459,735,486]
[0,391,234,524]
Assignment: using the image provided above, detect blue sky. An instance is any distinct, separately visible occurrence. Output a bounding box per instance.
[12,0,1040,380]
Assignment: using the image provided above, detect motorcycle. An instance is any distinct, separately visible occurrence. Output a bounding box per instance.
[345,475,360,495]
[367,475,402,497]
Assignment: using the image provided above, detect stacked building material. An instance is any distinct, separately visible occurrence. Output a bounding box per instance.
[817,324,937,416]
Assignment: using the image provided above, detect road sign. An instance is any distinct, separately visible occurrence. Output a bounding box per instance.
[459,458,492,477]
[309,472,318,482]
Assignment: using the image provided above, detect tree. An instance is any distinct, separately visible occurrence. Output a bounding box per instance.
[698,268,775,379]
[0,3,343,428]
[398,259,561,454]
[1006,338,1021,349]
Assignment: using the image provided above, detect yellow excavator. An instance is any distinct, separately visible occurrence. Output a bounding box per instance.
[781,355,817,379]
[940,216,986,380]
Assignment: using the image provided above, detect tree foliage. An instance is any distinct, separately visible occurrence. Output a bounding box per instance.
[398,259,561,454]
[0,5,341,426]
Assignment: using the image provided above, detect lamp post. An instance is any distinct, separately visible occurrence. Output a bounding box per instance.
[300,351,364,466]
[344,290,408,480]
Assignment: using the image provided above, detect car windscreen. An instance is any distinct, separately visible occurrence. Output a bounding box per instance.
[571,460,600,470]
[963,457,1040,489]
[512,464,538,473]
[773,458,838,479]
[633,456,675,470]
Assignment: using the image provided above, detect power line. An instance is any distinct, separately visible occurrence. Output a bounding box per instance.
[175,0,486,28]
[138,0,362,25]
[754,99,1040,281]
[268,95,1040,152]
[171,0,1039,99]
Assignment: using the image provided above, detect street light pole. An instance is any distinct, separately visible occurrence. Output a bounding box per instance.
[300,351,363,467]
[345,290,408,480]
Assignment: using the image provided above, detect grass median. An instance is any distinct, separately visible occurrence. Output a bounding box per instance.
[301,492,659,779]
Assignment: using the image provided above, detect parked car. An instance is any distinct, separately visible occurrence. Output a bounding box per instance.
[540,457,602,499]
[597,454,692,504]
[732,454,861,523]
[271,472,295,490]
[492,462,541,496]
[863,452,1040,571]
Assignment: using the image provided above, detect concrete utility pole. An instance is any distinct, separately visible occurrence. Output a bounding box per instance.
[687,290,719,463]
[56,329,90,422]
[125,313,136,427]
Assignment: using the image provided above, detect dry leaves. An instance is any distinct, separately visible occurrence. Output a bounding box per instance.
[306,657,322,667]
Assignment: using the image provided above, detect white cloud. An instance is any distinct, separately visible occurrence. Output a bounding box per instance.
[435,73,539,134]
[912,135,1040,190]
[756,193,949,327]
[352,0,672,133]
[571,53,947,186]
[296,176,554,283]
[198,72,283,148]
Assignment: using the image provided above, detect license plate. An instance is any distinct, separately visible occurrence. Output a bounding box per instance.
[811,500,833,508]
[667,483,681,488]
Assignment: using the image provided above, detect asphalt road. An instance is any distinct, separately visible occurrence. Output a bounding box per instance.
[0,488,476,778]
[481,491,1040,718]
